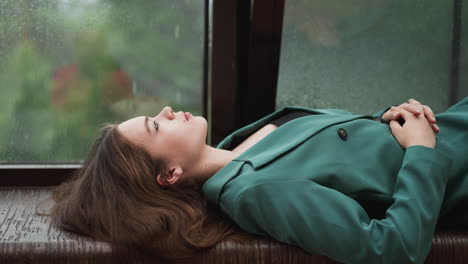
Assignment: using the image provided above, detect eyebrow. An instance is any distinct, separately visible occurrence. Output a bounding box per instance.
[144,116,151,133]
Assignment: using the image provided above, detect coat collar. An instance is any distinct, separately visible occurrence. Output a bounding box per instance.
[202,159,245,205]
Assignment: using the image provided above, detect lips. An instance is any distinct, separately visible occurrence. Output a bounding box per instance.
[184,112,191,121]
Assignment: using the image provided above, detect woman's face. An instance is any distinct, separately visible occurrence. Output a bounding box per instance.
[117,106,208,174]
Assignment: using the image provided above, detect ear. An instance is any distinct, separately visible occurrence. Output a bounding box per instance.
[156,167,183,186]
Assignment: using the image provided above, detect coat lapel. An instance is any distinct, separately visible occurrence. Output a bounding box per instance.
[219,106,368,170]
[217,106,354,150]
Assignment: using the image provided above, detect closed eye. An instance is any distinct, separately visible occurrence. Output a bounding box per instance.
[153,120,159,131]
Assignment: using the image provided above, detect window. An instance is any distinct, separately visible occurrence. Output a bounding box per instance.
[276,0,467,113]
[459,0,468,99]
[0,0,205,163]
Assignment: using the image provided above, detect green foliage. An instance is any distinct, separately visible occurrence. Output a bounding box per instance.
[0,41,54,161]
[0,0,204,162]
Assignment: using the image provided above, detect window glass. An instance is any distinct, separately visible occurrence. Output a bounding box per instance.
[0,0,204,162]
[458,2,468,100]
[277,0,456,114]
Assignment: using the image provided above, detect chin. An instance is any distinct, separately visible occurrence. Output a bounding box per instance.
[195,116,208,127]
[198,117,208,140]
[201,118,208,133]
[190,115,208,133]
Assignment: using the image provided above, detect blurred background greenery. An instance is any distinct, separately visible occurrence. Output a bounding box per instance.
[0,0,204,162]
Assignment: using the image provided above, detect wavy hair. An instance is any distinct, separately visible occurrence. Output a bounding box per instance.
[45,124,241,260]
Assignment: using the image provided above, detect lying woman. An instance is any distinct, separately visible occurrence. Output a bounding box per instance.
[48,97,468,264]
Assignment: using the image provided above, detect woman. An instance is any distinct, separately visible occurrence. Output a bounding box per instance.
[48,98,468,264]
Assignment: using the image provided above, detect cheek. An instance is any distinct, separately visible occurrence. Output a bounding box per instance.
[145,138,162,158]
[162,119,206,155]
[181,127,205,151]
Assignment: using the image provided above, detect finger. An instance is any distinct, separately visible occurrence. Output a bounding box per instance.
[381,109,392,121]
[392,111,401,120]
[423,105,436,123]
[407,99,424,115]
[389,120,402,132]
[400,103,422,115]
[408,98,421,105]
[432,123,440,133]
[408,103,423,115]
[395,108,414,120]
[382,107,400,121]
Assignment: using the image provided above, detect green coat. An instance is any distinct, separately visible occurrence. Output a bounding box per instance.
[202,98,468,264]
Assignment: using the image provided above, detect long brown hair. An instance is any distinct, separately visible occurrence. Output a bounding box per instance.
[46,124,240,260]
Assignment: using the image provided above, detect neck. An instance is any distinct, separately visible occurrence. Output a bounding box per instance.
[190,145,239,184]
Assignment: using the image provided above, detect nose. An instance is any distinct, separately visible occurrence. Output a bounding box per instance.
[160,106,175,120]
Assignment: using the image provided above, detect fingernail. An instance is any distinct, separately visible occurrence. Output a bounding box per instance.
[432,116,436,121]
[392,113,398,118]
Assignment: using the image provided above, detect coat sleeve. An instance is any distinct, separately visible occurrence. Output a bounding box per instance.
[232,146,452,264]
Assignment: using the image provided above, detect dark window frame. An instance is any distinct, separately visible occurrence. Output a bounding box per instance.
[209,0,285,144]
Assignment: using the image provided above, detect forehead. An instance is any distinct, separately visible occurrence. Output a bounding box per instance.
[118,116,147,143]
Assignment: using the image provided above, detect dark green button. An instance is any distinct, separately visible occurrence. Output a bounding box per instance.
[338,128,347,141]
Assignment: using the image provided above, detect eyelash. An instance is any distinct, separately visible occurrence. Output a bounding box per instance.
[153,120,159,131]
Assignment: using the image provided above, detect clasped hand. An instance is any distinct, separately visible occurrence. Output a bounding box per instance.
[381,99,437,149]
